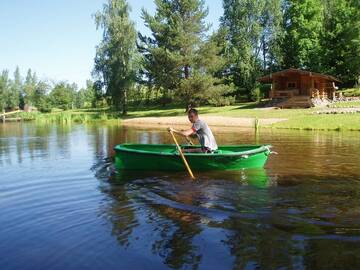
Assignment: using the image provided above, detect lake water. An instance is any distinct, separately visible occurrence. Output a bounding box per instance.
[1,122,360,270]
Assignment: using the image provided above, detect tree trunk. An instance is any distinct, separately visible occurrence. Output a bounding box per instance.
[184,65,190,79]
[122,89,127,115]
[262,35,266,71]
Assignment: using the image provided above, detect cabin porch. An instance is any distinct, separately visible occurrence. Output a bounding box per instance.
[257,68,341,108]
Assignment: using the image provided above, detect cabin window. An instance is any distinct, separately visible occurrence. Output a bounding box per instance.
[287,82,297,89]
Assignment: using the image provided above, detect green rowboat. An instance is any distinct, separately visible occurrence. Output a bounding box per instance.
[114,144,272,171]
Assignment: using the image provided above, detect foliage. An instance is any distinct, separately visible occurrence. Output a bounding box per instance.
[1,0,360,113]
[139,0,230,108]
[321,0,360,86]
[339,88,360,97]
[49,82,77,110]
[282,0,324,70]
[6,67,21,109]
[93,0,138,115]
[0,70,10,111]
[75,80,97,108]
[204,83,235,106]
[222,0,283,98]
[250,87,263,102]
[33,81,51,112]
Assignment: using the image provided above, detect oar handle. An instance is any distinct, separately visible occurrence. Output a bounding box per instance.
[185,136,194,145]
[169,130,195,180]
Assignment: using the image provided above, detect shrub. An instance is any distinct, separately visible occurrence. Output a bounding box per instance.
[250,87,263,102]
[205,84,236,106]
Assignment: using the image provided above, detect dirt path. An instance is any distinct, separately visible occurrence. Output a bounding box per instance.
[122,115,287,128]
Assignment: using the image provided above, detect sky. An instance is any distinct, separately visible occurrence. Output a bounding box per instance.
[0,0,223,88]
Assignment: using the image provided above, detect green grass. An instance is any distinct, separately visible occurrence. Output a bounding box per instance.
[329,101,360,108]
[125,103,360,131]
[339,88,360,97]
[15,102,360,131]
[17,110,121,124]
[270,114,360,131]
[125,103,304,119]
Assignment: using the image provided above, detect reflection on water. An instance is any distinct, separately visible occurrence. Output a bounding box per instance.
[1,122,360,269]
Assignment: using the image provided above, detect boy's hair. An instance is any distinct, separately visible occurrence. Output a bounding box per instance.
[188,108,198,115]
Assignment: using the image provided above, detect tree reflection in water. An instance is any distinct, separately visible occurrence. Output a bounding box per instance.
[91,125,360,269]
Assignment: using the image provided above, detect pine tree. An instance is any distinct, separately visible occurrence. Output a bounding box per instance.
[93,0,138,115]
[141,0,224,107]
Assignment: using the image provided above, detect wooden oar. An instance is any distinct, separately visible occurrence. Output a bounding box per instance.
[169,130,195,180]
[185,136,194,145]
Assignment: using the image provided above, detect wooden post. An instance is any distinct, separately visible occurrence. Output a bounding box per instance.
[254,118,260,144]
[271,81,276,99]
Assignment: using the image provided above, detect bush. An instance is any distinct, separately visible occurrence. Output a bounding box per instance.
[208,95,235,106]
[340,88,360,97]
[205,84,236,106]
[259,84,271,98]
[250,87,263,102]
[159,96,172,106]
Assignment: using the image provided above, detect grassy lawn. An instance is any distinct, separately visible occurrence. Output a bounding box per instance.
[126,103,305,119]
[328,101,360,108]
[270,114,360,130]
[15,102,360,131]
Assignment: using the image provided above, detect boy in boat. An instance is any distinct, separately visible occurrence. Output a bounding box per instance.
[168,108,218,153]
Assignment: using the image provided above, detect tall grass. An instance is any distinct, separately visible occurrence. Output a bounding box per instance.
[20,111,119,124]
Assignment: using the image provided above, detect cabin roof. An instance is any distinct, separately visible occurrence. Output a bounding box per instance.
[257,68,341,83]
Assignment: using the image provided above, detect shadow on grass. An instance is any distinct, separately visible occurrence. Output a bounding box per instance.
[124,110,185,119]
[229,102,264,110]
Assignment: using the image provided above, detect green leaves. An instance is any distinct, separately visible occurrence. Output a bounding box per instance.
[282,0,324,70]
[140,0,229,107]
[50,82,77,110]
[321,0,360,85]
[222,0,283,98]
[93,0,138,114]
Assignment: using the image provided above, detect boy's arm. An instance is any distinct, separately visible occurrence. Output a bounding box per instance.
[168,127,194,137]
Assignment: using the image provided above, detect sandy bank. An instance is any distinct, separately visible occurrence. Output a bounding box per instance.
[122,116,287,128]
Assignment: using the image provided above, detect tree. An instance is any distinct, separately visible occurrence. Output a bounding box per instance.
[6,67,21,110]
[75,80,96,108]
[93,0,138,115]
[50,82,76,110]
[221,0,283,98]
[261,0,284,72]
[321,0,360,86]
[141,0,228,107]
[33,81,51,112]
[0,70,10,111]
[282,0,324,70]
[23,68,37,106]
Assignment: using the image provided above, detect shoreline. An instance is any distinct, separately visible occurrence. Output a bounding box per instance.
[122,116,287,128]
[9,105,360,131]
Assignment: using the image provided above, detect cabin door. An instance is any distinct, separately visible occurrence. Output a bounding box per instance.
[300,76,310,95]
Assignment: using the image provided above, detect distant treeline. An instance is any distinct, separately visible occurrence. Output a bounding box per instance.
[1,0,359,114]
[0,68,98,112]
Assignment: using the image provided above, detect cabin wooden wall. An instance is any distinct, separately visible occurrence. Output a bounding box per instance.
[262,70,338,99]
[272,74,335,97]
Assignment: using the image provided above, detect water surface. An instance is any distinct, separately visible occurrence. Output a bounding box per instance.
[1,123,360,269]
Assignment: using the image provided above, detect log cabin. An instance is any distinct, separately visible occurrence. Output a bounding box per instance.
[257,68,341,108]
